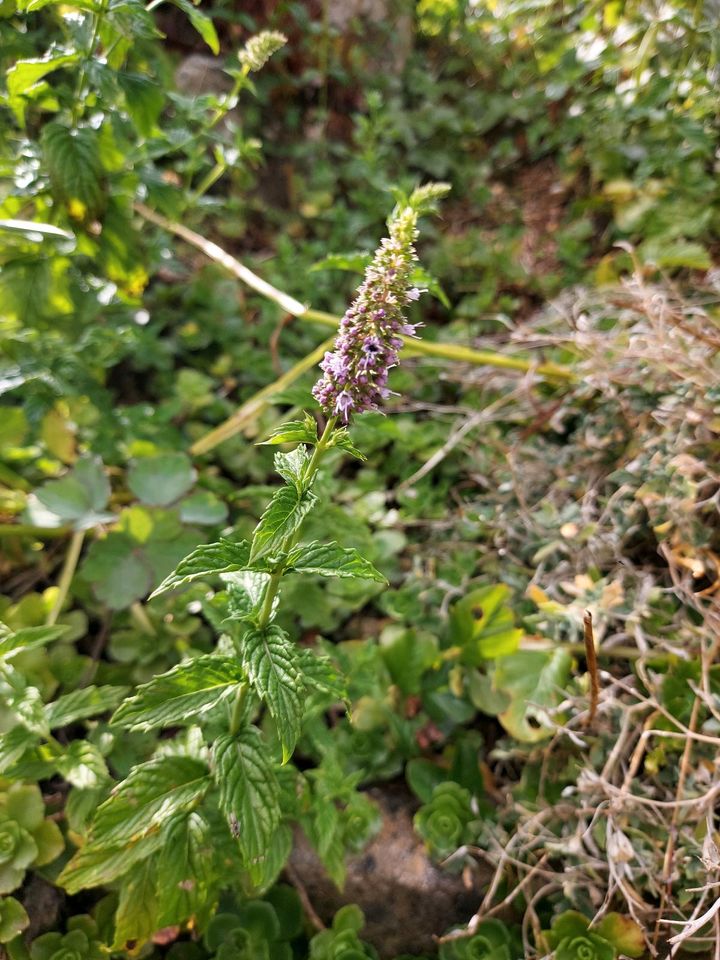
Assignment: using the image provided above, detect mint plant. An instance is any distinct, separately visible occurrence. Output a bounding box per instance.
[56,184,448,945]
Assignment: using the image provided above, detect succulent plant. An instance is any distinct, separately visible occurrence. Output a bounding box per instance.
[414,782,476,859]
[0,783,63,894]
[439,920,519,960]
[30,917,105,960]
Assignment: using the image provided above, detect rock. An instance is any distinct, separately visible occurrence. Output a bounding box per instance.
[288,783,488,958]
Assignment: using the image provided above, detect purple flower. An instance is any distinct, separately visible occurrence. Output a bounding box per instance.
[312,207,422,422]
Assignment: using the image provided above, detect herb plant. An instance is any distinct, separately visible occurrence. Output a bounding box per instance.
[55,184,448,946]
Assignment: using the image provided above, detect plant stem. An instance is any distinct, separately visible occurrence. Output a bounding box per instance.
[0,524,72,538]
[135,204,577,384]
[229,683,248,735]
[256,417,337,631]
[46,529,85,626]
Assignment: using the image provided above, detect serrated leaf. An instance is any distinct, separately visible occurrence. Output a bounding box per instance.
[111,656,245,731]
[91,756,210,848]
[328,428,366,461]
[260,417,318,447]
[250,485,317,561]
[171,0,219,53]
[0,726,38,773]
[128,453,196,507]
[150,538,254,597]
[274,445,309,488]
[213,729,281,864]
[285,541,386,582]
[1,671,49,737]
[58,831,162,893]
[117,72,164,136]
[241,626,304,762]
[6,54,79,125]
[55,741,109,788]
[41,123,105,219]
[0,624,67,660]
[156,812,218,929]
[113,857,158,950]
[45,685,128,728]
[297,649,348,703]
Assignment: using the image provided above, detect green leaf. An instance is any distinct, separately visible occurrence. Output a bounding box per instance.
[45,685,128,728]
[117,72,164,137]
[328,428,366,461]
[6,54,79,125]
[286,541,386,582]
[241,626,304,763]
[171,0,219,53]
[128,453,196,507]
[274,446,309,488]
[297,649,348,703]
[111,656,245,731]
[593,913,645,958]
[30,455,112,530]
[91,756,210,848]
[213,729,281,864]
[81,534,153,608]
[58,831,162,893]
[641,237,711,270]
[40,123,105,219]
[0,896,29,944]
[0,727,38,774]
[449,585,522,663]
[260,416,318,447]
[55,741,109,789]
[0,624,67,660]
[150,538,254,597]
[113,857,158,950]
[0,219,75,242]
[156,812,218,929]
[250,485,318,561]
[493,648,572,742]
[179,491,228,526]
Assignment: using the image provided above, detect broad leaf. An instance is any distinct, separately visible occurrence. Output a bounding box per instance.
[250,485,317,561]
[156,812,218,929]
[297,649,348,703]
[113,857,158,950]
[128,453,196,507]
[111,656,245,731]
[91,756,210,848]
[6,54,79,125]
[449,584,522,663]
[29,455,112,530]
[286,541,385,582]
[58,832,162,894]
[494,649,572,742]
[213,729,281,864]
[241,626,304,762]
[41,123,105,219]
[150,539,254,598]
[45,684,128,728]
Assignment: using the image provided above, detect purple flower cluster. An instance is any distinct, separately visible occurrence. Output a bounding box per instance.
[312,207,422,421]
